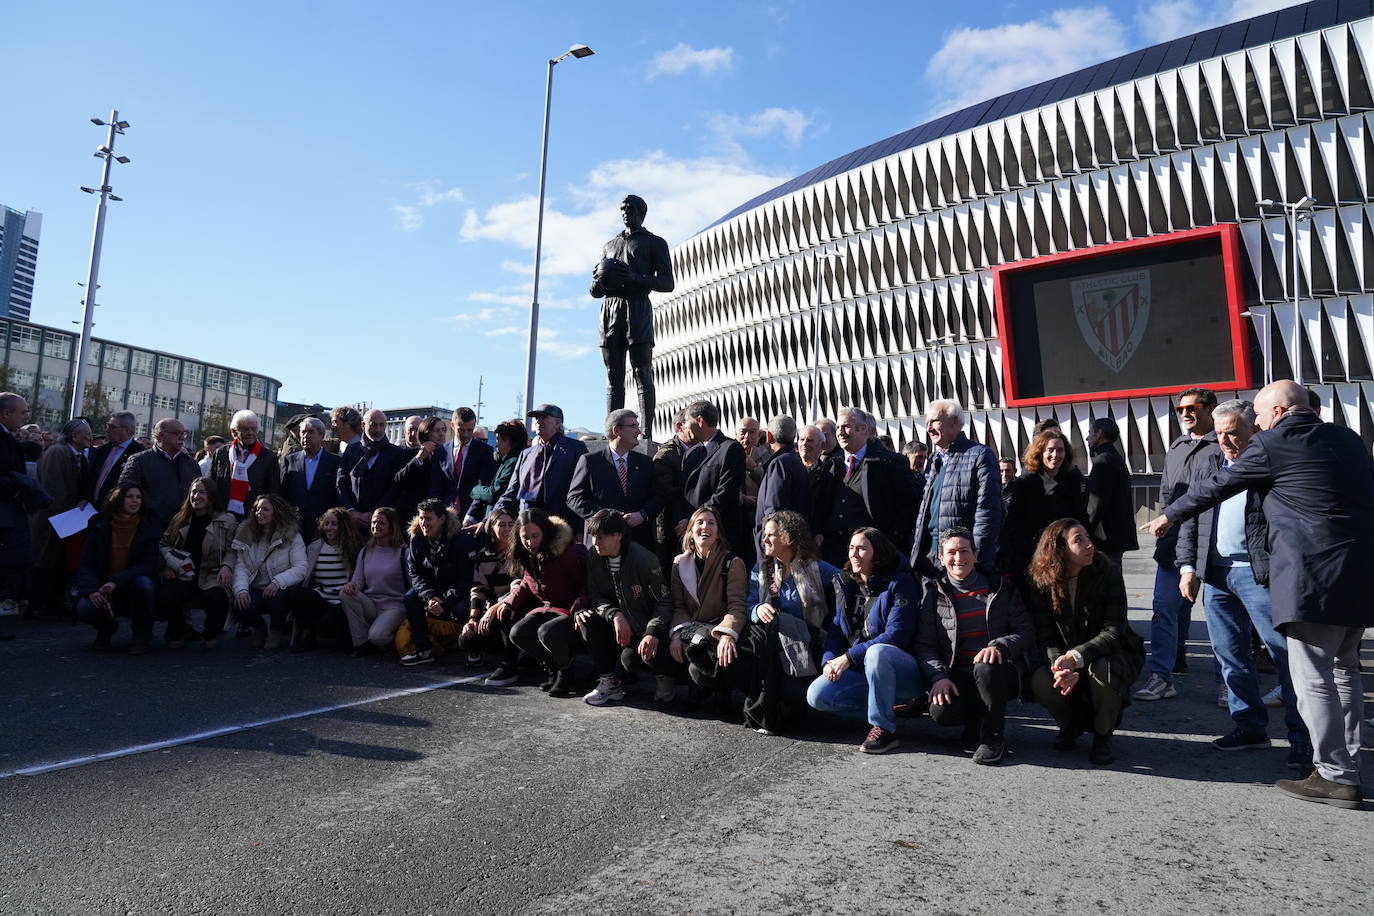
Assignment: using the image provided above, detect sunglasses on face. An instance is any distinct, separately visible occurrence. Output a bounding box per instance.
[1174,405,1200,415]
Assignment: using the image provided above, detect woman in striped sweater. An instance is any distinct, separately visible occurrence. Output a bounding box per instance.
[290,507,364,651]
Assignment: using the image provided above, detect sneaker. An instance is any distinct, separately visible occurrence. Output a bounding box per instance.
[1133,674,1177,701]
[1286,744,1314,774]
[1211,728,1271,751]
[583,675,625,706]
[653,675,676,704]
[860,726,898,754]
[400,648,435,666]
[973,741,1006,765]
[1276,772,1364,809]
[1217,684,1230,708]
[1262,684,1284,708]
[1089,733,1115,765]
[548,668,579,698]
[485,665,519,687]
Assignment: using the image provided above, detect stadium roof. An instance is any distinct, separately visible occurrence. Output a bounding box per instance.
[702,0,1373,233]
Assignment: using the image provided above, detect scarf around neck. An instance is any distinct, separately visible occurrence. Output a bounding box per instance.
[227,438,263,515]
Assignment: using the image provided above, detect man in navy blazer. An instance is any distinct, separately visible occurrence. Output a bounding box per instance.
[681,400,747,553]
[446,407,496,516]
[567,408,660,552]
[496,404,589,535]
[330,405,366,510]
[754,415,810,558]
[344,408,408,523]
[1146,380,1374,809]
[280,417,344,541]
[82,411,145,509]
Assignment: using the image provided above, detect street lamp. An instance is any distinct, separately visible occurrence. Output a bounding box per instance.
[808,247,844,420]
[523,43,594,429]
[1258,196,1317,384]
[71,110,131,418]
[1239,309,1273,386]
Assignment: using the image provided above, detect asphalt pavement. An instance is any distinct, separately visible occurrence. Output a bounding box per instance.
[1,545,1370,916]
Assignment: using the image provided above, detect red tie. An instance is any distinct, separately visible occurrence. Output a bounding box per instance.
[845,454,858,480]
[451,442,465,509]
[617,453,629,495]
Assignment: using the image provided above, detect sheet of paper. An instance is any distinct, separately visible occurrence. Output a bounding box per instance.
[48,504,98,539]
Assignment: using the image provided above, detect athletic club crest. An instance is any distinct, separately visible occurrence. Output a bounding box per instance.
[1071,269,1151,373]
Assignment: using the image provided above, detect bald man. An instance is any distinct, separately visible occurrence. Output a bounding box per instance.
[344,408,409,521]
[1144,380,1374,809]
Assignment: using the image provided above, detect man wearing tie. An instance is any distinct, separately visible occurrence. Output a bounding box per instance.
[568,409,660,553]
[817,407,918,569]
[445,407,496,518]
[83,411,145,510]
[496,404,588,534]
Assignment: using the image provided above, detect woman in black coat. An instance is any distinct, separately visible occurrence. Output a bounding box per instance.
[1000,429,1087,578]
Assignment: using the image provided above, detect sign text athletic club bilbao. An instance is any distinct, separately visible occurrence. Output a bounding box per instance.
[1071,269,1150,374]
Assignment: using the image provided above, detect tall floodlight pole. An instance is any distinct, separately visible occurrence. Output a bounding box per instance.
[1259,196,1316,385]
[72,111,131,417]
[524,44,594,431]
[808,247,843,421]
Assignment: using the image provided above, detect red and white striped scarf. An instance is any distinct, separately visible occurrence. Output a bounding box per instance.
[226,438,262,515]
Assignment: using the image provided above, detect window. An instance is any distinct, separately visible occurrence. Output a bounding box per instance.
[10,368,34,390]
[9,325,39,353]
[42,333,72,360]
[86,343,102,366]
[180,400,200,414]
[228,371,248,395]
[103,384,123,401]
[156,356,180,382]
[136,422,150,438]
[131,351,154,376]
[183,362,204,386]
[250,377,268,399]
[154,394,178,411]
[103,345,128,371]
[127,390,149,406]
[206,366,227,389]
[40,374,67,394]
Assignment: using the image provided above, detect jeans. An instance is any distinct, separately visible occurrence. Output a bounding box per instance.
[403,588,463,651]
[1202,565,1308,745]
[1285,622,1365,785]
[239,586,292,634]
[806,643,924,733]
[74,575,157,638]
[1147,564,1194,679]
[157,579,230,640]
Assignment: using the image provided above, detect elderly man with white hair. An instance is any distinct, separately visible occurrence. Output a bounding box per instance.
[209,410,281,518]
[911,399,1003,576]
[280,416,344,541]
[817,406,920,568]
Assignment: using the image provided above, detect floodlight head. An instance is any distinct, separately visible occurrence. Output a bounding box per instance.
[115,156,130,164]
[80,186,96,194]
[1257,198,1275,207]
[97,145,111,155]
[569,44,594,58]
[115,120,130,129]
[1295,195,1316,209]
[91,117,106,126]
[109,194,123,201]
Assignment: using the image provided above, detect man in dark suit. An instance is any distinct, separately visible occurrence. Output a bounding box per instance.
[819,406,919,568]
[681,400,746,553]
[0,393,49,623]
[446,406,496,517]
[1084,416,1138,563]
[345,408,409,523]
[652,408,693,572]
[568,408,660,553]
[496,404,589,534]
[82,410,145,509]
[280,417,344,541]
[754,415,810,558]
[330,405,365,509]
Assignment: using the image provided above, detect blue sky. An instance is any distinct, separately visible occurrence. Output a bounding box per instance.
[2,0,1288,430]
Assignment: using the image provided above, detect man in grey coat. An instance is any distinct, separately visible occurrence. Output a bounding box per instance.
[117,418,201,527]
[1146,380,1374,809]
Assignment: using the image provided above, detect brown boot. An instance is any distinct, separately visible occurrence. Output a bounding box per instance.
[1276,772,1364,809]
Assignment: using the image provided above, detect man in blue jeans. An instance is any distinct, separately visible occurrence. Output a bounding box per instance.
[1175,400,1311,769]
[1136,387,1218,701]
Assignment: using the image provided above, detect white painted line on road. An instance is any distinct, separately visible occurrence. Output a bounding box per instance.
[1,671,492,779]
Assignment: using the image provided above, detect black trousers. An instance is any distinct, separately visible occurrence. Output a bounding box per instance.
[403,590,464,651]
[736,619,816,732]
[577,612,635,677]
[621,632,687,681]
[509,609,582,671]
[457,592,520,666]
[157,579,231,639]
[602,343,655,438]
[928,662,1016,744]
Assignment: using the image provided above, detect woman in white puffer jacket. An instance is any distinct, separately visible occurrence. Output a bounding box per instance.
[232,494,308,650]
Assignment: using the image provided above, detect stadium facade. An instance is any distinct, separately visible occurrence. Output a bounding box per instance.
[652,1,1374,498]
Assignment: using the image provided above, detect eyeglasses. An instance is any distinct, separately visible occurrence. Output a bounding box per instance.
[1174,405,1200,415]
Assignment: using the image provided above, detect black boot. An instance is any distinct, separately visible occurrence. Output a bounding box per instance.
[1090,733,1115,765]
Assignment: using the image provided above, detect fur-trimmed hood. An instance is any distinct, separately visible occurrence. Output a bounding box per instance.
[543,515,575,558]
[406,505,463,540]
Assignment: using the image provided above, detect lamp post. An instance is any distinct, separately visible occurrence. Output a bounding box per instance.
[808,247,843,421]
[523,43,594,430]
[71,111,131,418]
[1258,196,1316,384]
[1239,308,1273,386]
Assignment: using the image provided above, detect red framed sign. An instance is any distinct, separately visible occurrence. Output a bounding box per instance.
[992,224,1252,407]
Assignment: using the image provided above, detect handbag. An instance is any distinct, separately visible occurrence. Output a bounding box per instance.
[775,612,818,678]
[161,546,195,582]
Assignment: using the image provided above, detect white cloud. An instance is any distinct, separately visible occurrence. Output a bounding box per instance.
[394,182,465,231]
[461,150,788,276]
[483,326,524,337]
[711,107,813,155]
[925,8,1130,115]
[537,327,594,359]
[1135,0,1291,45]
[649,43,734,79]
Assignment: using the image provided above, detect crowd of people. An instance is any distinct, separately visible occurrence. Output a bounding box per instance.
[0,379,1368,809]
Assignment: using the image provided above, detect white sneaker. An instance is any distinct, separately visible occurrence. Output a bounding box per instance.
[1262,684,1284,708]
[1217,684,1230,708]
[583,675,625,706]
[1133,673,1178,701]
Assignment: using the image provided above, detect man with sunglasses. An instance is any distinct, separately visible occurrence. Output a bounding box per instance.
[1135,388,1218,701]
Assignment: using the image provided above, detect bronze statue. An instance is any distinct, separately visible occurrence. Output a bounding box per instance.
[590,194,674,440]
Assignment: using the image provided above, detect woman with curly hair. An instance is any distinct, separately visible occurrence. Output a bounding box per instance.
[1025,518,1145,765]
[1000,429,1087,578]
[231,493,308,650]
[290,506,365,651]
